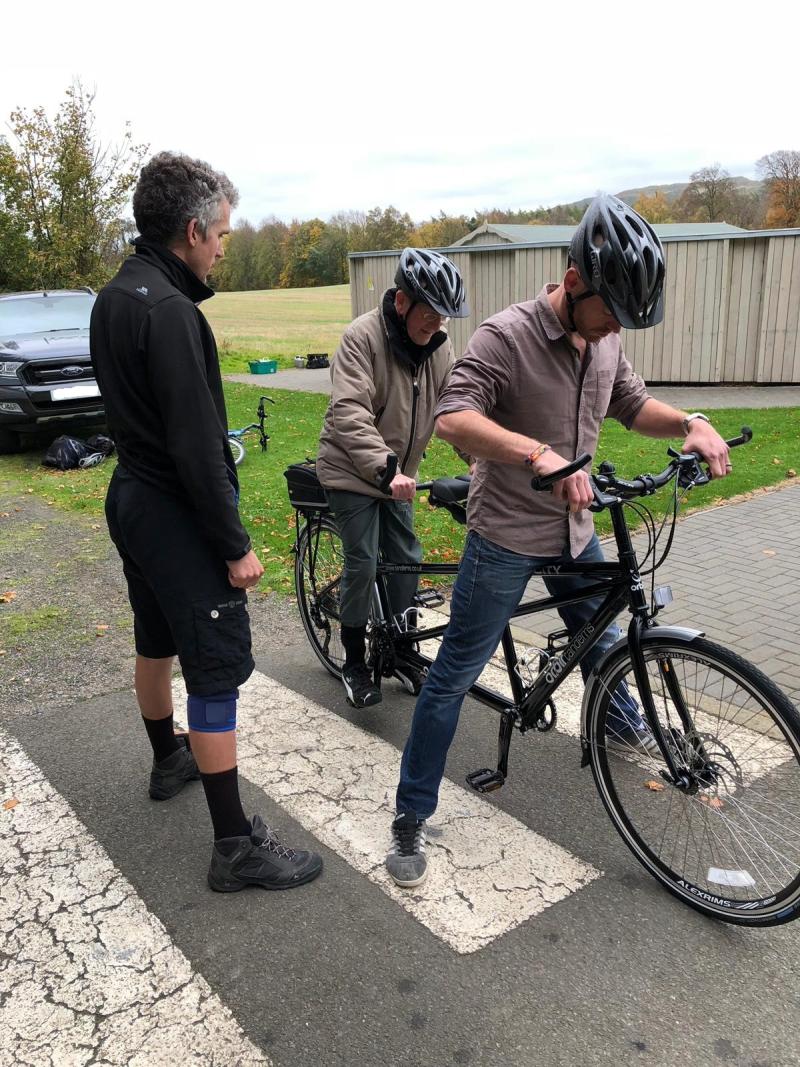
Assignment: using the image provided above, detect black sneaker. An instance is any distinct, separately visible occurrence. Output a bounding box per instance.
[208,815,323,892]
[342,663,382,707]
[393,660,426,696]
[149,736,200,801]
[386,812,428,887]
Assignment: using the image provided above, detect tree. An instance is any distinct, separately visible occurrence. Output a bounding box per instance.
[280,218,329,288]
[676,165,736,222]
[0,138,37,290]
[631,190,675,224]
[409,211,471,248]
[757,150,800,227]
[0,81,147,291]
[212,221,258,291]
[253,217,290,289]
[362,206,413,251]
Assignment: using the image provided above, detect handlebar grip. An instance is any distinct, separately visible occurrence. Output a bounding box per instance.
[378,453,399,495]
[530,452,592,492]
[727,426,752,448]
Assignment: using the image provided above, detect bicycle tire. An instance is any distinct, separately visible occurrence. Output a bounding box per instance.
[228,437,245,466]
[587,635,800,926]
[295,514,348,676]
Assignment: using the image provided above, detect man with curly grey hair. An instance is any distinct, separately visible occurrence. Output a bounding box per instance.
[91,151,323,892]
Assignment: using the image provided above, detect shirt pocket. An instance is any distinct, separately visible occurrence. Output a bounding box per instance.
[586,368,615,418]
[192,595,251,668]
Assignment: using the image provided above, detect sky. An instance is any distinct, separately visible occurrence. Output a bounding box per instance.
[3,0,797,228]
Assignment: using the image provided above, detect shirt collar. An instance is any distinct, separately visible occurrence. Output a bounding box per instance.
[535,283,568,342]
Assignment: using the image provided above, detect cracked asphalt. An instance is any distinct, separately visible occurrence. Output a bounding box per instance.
[2,483,800,1067]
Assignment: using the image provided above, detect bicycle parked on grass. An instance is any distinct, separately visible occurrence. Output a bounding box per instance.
[285,429,800,927]
[227,395,274,465]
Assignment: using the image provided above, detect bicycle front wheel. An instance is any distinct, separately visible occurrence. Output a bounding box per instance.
[295,514,347,676]
[228,437,245,466]
[587,636,800,926]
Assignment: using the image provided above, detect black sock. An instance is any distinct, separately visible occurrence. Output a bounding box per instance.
[201,766,251,841]
[341,624,367,668]
[142,714,181,763]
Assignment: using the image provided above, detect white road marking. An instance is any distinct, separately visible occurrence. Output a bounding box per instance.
[174,671,600,956]
[0,731,269,1067]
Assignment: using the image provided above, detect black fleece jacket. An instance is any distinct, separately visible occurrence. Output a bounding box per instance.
[90,240,250,561]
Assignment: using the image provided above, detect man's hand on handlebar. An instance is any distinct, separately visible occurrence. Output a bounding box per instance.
[390,473,417,501]
[682,421,731,479]
[533,449,594,512]
[226,549,264,589]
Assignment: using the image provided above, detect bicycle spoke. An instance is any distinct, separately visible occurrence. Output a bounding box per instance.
[590,637,800,923]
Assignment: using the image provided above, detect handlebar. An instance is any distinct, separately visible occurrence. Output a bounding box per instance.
[530,427,752,511]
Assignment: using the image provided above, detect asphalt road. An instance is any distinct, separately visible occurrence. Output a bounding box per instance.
[2,483,800,1066]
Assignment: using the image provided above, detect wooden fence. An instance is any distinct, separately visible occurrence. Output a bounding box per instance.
[348,230,800,383]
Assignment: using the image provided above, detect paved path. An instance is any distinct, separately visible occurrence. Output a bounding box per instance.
[227,368,800,408]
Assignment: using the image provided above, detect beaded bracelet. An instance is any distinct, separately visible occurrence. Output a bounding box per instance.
[525,443,551,467]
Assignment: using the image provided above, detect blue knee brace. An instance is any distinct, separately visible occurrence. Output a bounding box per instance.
[187,689,238,733]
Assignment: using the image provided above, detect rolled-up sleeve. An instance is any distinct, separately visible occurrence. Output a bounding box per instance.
[434,323,514,420]
[605,347,650,429]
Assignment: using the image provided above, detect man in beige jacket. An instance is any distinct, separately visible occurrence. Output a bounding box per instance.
[316,248,469,707]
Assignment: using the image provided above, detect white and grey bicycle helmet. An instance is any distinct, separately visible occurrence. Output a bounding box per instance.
[568,195,665,330]
[395,248,469,319]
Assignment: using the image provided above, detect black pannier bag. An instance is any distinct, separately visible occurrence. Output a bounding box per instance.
[284,460,329,511]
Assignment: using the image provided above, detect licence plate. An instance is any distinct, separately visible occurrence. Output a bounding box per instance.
[50,384,101,402]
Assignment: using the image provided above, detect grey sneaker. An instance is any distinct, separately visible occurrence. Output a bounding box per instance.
[386,812,428,887]
[149,736,200,800]
[208,815,323,892]
[606,717,662,759]
[393,660,426,696]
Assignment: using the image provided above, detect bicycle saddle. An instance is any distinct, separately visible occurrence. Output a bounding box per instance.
[429,474,471,505]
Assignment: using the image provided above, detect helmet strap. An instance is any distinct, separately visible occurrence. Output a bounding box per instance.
[565,289,594,333]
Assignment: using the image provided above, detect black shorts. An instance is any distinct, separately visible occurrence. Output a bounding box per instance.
[105,466,254,696]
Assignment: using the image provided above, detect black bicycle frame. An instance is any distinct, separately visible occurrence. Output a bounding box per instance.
[303,497,686,787]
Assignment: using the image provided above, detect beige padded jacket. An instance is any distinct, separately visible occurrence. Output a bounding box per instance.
[316,292,454,497]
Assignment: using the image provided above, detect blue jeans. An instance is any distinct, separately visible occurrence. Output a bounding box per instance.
[396,530,639,818]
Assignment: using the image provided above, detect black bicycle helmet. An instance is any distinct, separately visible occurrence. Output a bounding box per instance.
[394,248,469,319]
[568,195,665,330]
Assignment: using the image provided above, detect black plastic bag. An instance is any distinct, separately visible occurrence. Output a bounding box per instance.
[85,434,115,457]
[42,435,93,470]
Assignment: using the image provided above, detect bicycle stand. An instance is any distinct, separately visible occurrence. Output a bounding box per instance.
[466,709,516,793]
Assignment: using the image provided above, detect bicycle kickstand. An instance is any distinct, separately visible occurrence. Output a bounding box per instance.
[466,710,516,793]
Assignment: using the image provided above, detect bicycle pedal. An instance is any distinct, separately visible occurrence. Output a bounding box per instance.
[414,588,445,608]
[465,767,506,793]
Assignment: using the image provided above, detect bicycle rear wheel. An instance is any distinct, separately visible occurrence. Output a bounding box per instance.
[228,437,245,466]
[587,636,800,926]
[295,514,347,676]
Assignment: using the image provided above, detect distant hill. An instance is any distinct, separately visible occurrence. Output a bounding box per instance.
[570,176,763,211]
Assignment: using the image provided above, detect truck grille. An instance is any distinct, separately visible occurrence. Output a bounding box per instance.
[22,360,96,386]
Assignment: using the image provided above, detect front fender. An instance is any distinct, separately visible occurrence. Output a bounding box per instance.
[579,625,705,741]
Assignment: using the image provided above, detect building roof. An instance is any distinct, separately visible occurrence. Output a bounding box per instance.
[452,221,747,247]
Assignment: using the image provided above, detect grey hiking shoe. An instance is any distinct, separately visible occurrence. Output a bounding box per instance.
[149,736,200,800]
[386,812,428,887]
[208,815,323,892]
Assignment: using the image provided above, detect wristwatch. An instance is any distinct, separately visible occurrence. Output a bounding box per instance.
[682,412,710,435]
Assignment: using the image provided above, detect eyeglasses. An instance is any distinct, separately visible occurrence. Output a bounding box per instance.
[417,305,446,326]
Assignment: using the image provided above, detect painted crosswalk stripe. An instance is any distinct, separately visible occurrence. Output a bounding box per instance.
[0,730,269,1067]
[176,670,600,956]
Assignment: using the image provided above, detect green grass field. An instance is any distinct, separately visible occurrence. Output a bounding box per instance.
[1,383,797,595]
[204,285,352,374]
